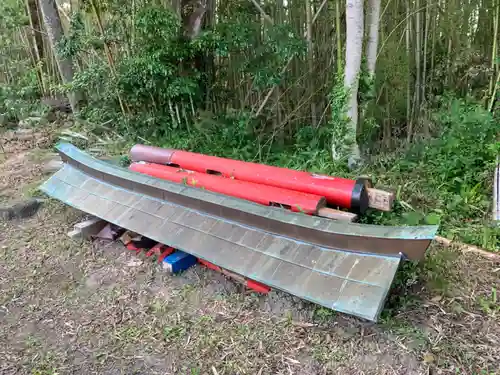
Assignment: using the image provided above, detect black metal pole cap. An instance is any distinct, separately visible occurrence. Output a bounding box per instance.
[351,177,371,214]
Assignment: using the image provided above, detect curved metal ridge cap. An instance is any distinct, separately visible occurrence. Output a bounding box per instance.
[57,143,437,245]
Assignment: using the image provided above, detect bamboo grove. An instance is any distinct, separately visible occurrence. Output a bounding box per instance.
[0,0,499,162]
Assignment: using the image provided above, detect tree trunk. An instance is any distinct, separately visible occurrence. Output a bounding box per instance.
[335,0,343,76]
[414,0,421,120]
[38,0,80,112]
[422,0,430,136]
[182,0,208,40]
[305,0,317,127]
[405,0,412,142]
[366,0,381,75]
[489,0,499,98]
[26,0,46,94]
[26,0,44,61]
[341,0,363,168]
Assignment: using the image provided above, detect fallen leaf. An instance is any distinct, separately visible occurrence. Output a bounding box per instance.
[284,356,300,364]
[423,352,436,363]
[126,259,143,267]
[431,295,443,302]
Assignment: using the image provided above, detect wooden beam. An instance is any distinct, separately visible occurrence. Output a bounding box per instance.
[367,188,395,212]
[67,228,82,239]
[74,217,107,239]
[317,207,358,222]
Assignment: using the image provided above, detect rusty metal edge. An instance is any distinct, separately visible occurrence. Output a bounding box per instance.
[56,143,438,260]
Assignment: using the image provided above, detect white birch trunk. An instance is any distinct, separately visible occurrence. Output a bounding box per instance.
[366,0,381,75]
[340,0,363,168]
[39,0,80,112]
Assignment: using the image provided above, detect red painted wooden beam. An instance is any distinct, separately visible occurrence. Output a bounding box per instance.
[129,162,325,215]
[130,144,369,213]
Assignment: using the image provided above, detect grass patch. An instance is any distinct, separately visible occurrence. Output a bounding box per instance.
[477,288,499,317]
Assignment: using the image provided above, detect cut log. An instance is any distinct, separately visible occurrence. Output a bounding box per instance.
[317,207,358,222]
[367,188,394,212]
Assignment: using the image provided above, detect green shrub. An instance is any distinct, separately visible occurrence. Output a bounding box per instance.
[361,96,499,250]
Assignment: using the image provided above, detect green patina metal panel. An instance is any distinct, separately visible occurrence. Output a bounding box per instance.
[41,164,403,321]
[55,143,437,260]
[39,144,439,320]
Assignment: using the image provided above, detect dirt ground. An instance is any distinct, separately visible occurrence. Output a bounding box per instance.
[0,128,499,375]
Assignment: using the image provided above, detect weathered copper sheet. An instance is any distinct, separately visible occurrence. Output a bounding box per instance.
[39,144,438,321]
[41,164,402,321]
[54,143,437,260]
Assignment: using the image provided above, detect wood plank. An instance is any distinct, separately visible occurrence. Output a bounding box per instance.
[367,188,395,212]
[67,228,82,239]
[74,217,107,238]
[317,207,357,222]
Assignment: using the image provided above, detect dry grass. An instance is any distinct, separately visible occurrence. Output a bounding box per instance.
[0,130,498,375]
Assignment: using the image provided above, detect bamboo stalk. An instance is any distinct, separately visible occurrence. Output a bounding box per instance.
[335,0,342,76]
[414,0,421,121]
[489,0,499,98]
[488,68,500,111]
[89,0,127,116]
[249,0,273,25]
[493,156,499,222]
[422,2,431,135]
[305,0,317,126]
[406,0,412,142]
[254,0,327,118]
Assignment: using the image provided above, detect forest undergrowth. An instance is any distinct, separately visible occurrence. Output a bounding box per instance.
[0,1,498,252]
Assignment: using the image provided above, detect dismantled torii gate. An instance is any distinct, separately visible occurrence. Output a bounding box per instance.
[41,143,437,321]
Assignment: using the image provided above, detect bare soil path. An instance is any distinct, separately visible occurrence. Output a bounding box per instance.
[0,129,498,375]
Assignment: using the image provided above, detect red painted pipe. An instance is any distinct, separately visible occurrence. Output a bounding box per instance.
[130,144,369,213]
[129,162,325,215]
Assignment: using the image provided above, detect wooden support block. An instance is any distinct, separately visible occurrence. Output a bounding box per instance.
[367,188,395,212]
[162,250,197,274]
[119,231,134,245]
[67,228,82,239]
[74,217,107,239]
[317,207,358,222]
